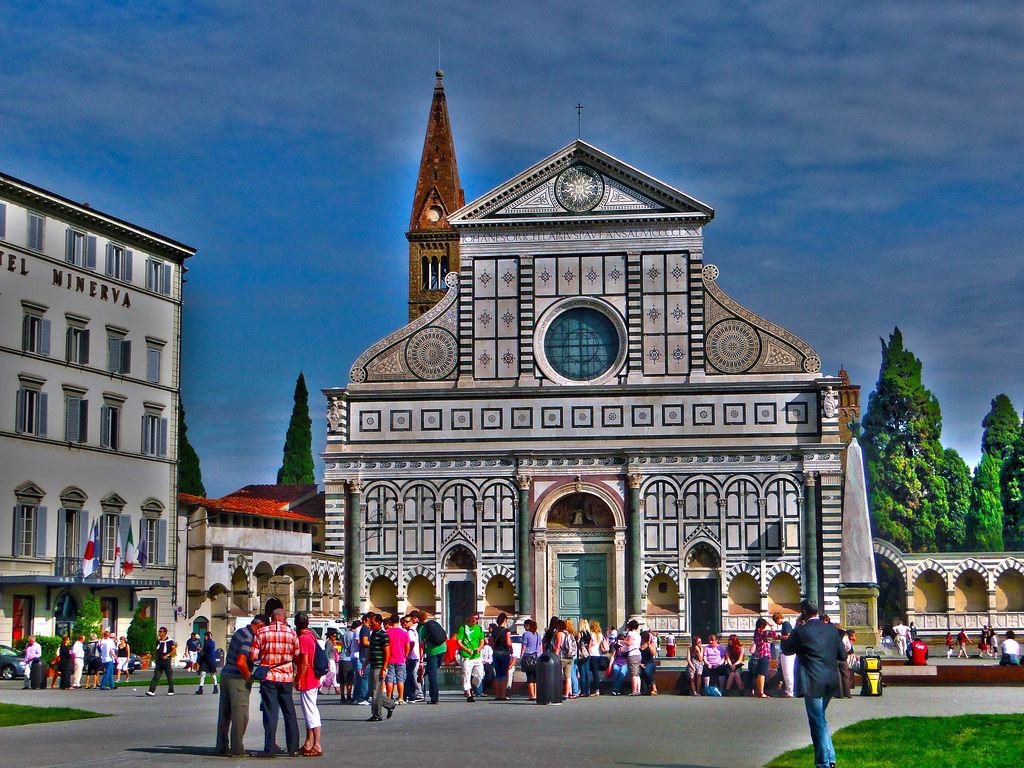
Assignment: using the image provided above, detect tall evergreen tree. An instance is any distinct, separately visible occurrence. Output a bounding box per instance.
[178,399,206,497]
[967,452,1004,550]
[277,372,315,485]
[1000,423,1024,549]
[859,328,944,552]
[934,448,971,551]
[981,394,1020,459]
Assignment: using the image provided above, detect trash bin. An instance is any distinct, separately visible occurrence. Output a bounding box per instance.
[860,652,882,696]
[536,651,563,705]
[30,659,46,689]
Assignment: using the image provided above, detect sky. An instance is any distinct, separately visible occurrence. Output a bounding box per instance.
[3,2,1023,497]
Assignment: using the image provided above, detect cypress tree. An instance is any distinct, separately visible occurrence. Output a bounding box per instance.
[277,372,315,485]
[981,394,1020,459]
[178,399,206,497]
[1000,424,1024,549]
[967,453,1004,550]
[934,448,971,551]
[859,328,944,552]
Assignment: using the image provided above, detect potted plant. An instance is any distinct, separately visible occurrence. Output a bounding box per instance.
[126,606,157,669]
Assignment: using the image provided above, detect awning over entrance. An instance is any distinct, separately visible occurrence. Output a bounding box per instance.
[0,575,169,588]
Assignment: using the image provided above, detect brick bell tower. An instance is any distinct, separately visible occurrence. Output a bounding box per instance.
[407,70,465,320]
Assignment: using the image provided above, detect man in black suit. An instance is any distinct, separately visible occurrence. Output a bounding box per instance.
[780,598,847,768]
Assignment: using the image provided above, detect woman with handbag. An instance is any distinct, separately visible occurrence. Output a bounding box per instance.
[640,631,659,695]
[576,618,592,697]
[750,617,777,698]
[588,620,605,696]
[562,618,579,698]
[519,618,541,701]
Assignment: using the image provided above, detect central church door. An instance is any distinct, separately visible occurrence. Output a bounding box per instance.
[557,554,607,629]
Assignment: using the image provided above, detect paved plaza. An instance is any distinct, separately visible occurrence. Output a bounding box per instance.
[2,681,1022,768]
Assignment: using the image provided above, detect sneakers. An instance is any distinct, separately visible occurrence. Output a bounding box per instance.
[167,691,175,696]
[356,700,370,706]
[146,691,156,696]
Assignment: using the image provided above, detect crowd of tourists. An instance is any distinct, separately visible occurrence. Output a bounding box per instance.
[19,629,135,691]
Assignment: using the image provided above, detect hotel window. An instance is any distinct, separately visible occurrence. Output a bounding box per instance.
[146,344,163,384]
[143,516,166,565]
[58,507,81,560]
[65,229,97,269]
[65,317,90,365]
[22,306,50,355]
[100,401,121,450]
[107,329,131,374]
[141,411,167,457]
[105,243,133,282]
[13,504,44,558]
[145,257,172,296]
[15,383,47,437]
[64,391,88,443]
[102,513,118,562]
[27,213,45,251]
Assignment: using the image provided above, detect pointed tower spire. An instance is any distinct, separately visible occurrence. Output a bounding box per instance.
[407,70,465,320]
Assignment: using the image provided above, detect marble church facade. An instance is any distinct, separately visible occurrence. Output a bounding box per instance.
[323,76,847,636]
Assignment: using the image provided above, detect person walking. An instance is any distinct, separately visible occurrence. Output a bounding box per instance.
[215,613,267,758]
[98,629,117,690]
[352,614,372,705]
[774,612,796,697]
[115,636,131,684]
[251,608,301,756]
[71,635,86,689]
[520,618,542,700]
[21,636,42,689]
[455,611,485,702]
[781,599,848,768]
[489,612,515,701]
[196,631,219,694]
[147,627,177,696]
[364,613,397,722]
[320,628,340,695]
[294,612,323,756]
[185,632,201,672]
[417,610,447,704]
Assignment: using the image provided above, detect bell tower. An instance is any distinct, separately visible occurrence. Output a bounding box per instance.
[407,70,465,321]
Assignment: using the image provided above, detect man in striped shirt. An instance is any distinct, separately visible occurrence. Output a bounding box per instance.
[216,613,268,758]
[363,613,397,722]
[251,608,300,756]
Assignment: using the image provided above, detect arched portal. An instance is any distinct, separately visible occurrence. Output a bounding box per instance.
[874,553,906,626]
[533,483,625,630]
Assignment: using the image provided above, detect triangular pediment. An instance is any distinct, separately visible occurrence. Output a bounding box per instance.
[449,140,713,224]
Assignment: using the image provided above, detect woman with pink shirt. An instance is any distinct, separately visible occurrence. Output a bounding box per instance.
[750,617,777,698]
[294,613,323,757]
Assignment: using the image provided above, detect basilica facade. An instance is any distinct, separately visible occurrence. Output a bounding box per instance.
[322,73,848,636]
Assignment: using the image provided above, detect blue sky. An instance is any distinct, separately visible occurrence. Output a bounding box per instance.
[4,2,1023,496]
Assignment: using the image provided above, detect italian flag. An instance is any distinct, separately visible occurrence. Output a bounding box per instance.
[123,527,135,576]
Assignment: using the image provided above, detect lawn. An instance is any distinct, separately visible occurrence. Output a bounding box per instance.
[767,713,1024,768]
[0,703,109,728]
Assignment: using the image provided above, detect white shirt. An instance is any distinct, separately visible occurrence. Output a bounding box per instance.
[1001,638,1020,656]
[100,637,117,663]
[407,627,420,660]
[71,641,84,660]
[626,630,642,657]
[480,645,493,664]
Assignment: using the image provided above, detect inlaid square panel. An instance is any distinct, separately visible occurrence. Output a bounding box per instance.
[754,403,777,425]
[692,403,715,426]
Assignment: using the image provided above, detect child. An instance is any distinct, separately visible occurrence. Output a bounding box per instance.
[945,632,953,658]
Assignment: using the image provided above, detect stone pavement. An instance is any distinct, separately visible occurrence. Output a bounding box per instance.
[1,681,1021,768]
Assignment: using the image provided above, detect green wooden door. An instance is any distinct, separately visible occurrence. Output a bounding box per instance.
[557,554,607,629]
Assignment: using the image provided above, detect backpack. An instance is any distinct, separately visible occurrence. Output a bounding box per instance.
[561,632,578,660]
[578,631,591,660]
[311,637,329,678]
[425,620,447,647]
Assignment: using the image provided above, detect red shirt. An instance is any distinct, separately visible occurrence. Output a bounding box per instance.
[251,621,299,683]
[909,640,929,665]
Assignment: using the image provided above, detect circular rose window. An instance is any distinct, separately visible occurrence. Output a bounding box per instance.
[535,299,627,385]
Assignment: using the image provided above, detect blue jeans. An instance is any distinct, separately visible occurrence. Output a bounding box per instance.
[353,661,369,702]
[578,655,592,695]
[568,660,579,696]
[100,661,115,689]
[611,662,628,693]
[259,680,299,754]
[804,695,835,768]
[424,652,442,703]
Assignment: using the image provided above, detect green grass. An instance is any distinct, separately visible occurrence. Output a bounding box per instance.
[0,703,109,727]
[767,713,1024,768]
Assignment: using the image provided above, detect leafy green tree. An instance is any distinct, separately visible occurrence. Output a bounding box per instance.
[277,372,315,485]
[935,448,971,551]
[178,399,206,497]
[981,394,1020,459]
[859,328,944,552]
[126,606,157,658]
[1000,426,1024,549]
[73,593,103,640]
[967,452,1004,550]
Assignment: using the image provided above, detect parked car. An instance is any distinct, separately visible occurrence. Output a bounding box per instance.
[0,644,25,679]
[127,654,142,673]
